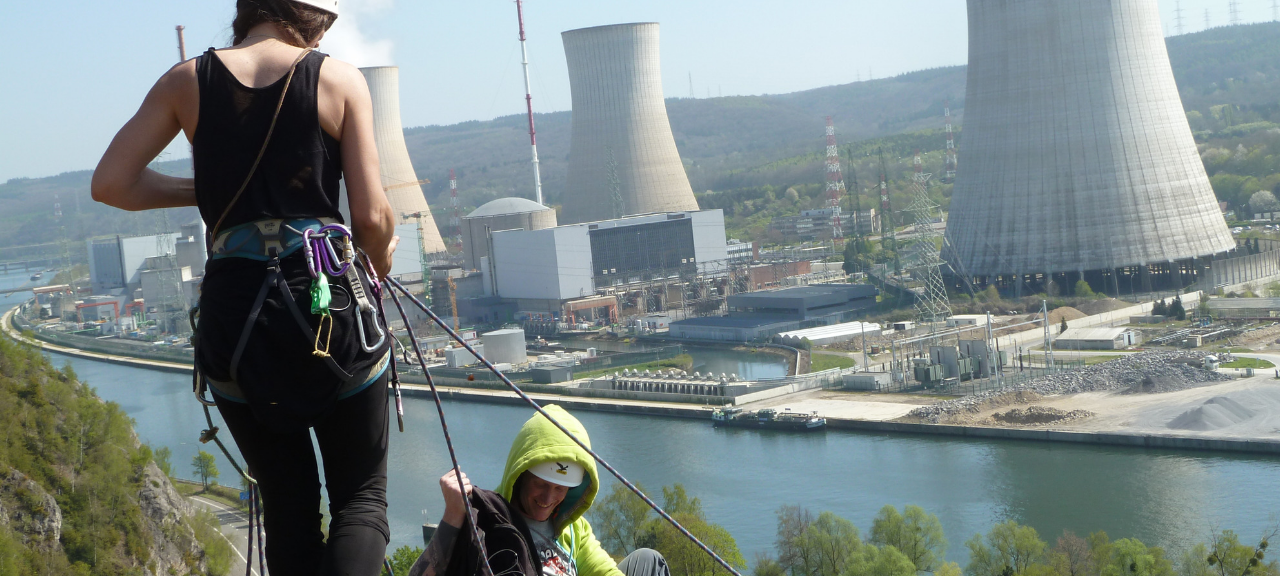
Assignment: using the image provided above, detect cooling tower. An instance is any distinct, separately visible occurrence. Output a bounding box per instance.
[946,0,1233,288]
[560,23,699,224]
[360,66,447,253]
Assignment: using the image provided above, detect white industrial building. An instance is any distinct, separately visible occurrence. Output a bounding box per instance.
[777,321,882,346]
[461,197,558,271]
[489,210,728,310]
[1056,327,1139,350]
[481,328,528,365]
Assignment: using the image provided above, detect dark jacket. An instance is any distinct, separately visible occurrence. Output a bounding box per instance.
[446,488,540,576]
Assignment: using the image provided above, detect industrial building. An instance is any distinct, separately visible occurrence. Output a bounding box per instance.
[1205,298,1280,320]
[360,66,447,254]
[776,321,881,346]
[946,0,1235,295]
[489,210,728,312]
[461,197,557,270]
[669,284,879,342]
[1055,327,1139,351]
[559,23,699,224]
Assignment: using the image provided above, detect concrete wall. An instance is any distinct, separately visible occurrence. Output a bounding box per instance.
[462,209,557,270]
[560,23,699,224]
[691,210,729,275]
[360,66,447,253]
[491,227,594,301]
[947,0,1233,277]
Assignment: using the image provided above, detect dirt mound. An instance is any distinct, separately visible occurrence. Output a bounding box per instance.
[1166,397,1256,431]
[1075,298,1132,316]
[992,406,1094,425]
[1047,307,1087,324]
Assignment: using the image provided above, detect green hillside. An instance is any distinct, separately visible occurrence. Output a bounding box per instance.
[6,22,1280,253]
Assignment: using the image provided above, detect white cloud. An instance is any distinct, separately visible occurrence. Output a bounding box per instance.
[319,0,394,67]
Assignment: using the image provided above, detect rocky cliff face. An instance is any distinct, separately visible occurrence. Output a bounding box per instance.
[0,466,63,552]
[137,461,209,576]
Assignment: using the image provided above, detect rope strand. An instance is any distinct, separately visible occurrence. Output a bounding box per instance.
[385,277,743,576]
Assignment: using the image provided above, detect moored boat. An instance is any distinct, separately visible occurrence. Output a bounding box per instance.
[712,407,826,431]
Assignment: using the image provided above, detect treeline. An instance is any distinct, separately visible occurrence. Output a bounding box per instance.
[384,482,1275,576]
[0,335,228,575]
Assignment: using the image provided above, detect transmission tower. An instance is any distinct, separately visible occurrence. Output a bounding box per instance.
[605,146,625,219]
[824,117,846,240]
[1273,0,1278,21]
[1229,0,1241,25]
[905,151,951,324]
[1174,1,1186,34]
[943,99,958,182]
[1206,8,1212,29]
[448,168,461,250]
[53,194,70,277]
[877,148,900,274]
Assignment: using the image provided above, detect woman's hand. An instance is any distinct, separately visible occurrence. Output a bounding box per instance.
[371,235,399,279]
[439,470,473,528]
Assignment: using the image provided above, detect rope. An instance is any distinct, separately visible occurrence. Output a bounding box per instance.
[384,284,494,576]
[384,277,744,576]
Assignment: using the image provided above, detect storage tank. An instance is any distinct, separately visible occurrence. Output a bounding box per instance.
[461,198,557,270]
[945,0,1233,294]
[481,328,528,366]
[559,23,699,224]
[359,66,447,254]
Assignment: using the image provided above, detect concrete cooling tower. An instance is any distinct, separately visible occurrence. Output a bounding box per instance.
[360,66,447,253]
[946,0,1234,294]
[560,23,699,224]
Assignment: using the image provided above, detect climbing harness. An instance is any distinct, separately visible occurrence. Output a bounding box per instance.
[298,222,387,357]
[382,277,746,576]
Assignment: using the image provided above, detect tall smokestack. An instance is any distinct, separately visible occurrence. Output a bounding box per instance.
[560,23,698,224]
[359,66,447,253]
[946,0,1232,285]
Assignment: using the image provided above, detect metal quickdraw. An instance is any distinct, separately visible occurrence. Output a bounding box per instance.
[299,223,386,356]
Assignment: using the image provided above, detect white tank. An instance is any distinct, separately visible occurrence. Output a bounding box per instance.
[481,328,527,366]
[359,66,447,254]
[559,23,699,224]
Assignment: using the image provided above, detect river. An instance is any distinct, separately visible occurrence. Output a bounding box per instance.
[12,269,1280,565]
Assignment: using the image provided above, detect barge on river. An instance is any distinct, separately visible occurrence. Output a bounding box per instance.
[711,407,826,431]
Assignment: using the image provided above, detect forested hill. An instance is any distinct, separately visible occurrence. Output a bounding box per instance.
[0,335,227,573]
[4,21,1280,253]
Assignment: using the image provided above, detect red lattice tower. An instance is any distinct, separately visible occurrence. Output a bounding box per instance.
[824,117,846,239]
[944,99,958,182]
[449,168,461,248]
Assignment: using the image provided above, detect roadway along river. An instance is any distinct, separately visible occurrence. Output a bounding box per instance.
[44,349,1280,565]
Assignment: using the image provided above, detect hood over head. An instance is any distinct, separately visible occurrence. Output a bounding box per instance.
[498,405,599,533]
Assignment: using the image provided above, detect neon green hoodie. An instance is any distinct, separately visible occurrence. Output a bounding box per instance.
[497,405,623,576]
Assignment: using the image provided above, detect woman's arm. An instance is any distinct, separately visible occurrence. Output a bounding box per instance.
[408,470,474,576]
[92,61,197,211]
[326,59,398,277]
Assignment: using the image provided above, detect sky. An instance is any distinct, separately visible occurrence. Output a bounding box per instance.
[0,0,1275,183]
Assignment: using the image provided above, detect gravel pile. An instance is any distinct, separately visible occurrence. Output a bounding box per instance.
[992,406,1093,425]
[908,351,1235,423]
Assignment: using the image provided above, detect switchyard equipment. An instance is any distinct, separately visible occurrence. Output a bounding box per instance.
[946,0,1233,295]
[823,117,846,240]
[359,66,448,253]
[560,23,699,224]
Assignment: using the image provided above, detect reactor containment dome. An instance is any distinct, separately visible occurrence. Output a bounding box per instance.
[945,0,1233,293]
[461,197,558,270]
[559,23,699,224]
[360,66,447,254]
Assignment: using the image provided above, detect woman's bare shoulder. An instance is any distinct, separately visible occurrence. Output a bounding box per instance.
[318,56,369,99]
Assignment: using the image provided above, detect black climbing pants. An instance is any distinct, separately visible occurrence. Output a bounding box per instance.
[214,372,391,576]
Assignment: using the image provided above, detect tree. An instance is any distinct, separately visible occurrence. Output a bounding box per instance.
[1060,318,1069,334]
[384,545,424,576]
[964,521,1048,576]
[1249,190,1279,215]
[844,544,917,576]
[1169,296,1187,321]
[1050,531,1096,576]
[1203,529,1279,576]
[590,482,654,557]
[1153,299,1168,317]
[1100,538,1173,576]
[192,450,219,491]
[776,506,820,576]
[154,446,172,477]
[1075,280,1096,299]
[869,505,948,572]
[755,553,788,576]
[651,512,745,576]
[980,285,1001,304]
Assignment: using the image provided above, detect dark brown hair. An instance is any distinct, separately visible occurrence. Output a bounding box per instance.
[232,0,337,48]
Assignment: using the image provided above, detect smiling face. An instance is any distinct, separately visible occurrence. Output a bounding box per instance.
[516,471,570,522]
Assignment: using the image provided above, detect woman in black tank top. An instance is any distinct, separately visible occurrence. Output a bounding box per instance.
[93,1,400,574]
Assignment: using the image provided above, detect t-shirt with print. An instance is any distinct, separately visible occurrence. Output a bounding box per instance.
[526,519,576,576]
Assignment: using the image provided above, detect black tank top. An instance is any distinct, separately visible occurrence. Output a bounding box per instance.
[193,48,342,232]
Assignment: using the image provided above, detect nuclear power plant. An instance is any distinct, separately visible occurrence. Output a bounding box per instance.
[559,23,699,224]
[946,0,1235,295]
[360,66,447,254]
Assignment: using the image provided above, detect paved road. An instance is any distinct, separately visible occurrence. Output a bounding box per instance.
[190,495,259,576]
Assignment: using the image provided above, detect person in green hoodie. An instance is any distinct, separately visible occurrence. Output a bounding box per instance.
[408,405,668,576]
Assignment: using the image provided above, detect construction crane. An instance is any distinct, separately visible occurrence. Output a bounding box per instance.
[404,211,434,302]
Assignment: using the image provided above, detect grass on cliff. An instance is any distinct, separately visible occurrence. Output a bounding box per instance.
[0,335,229,574]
